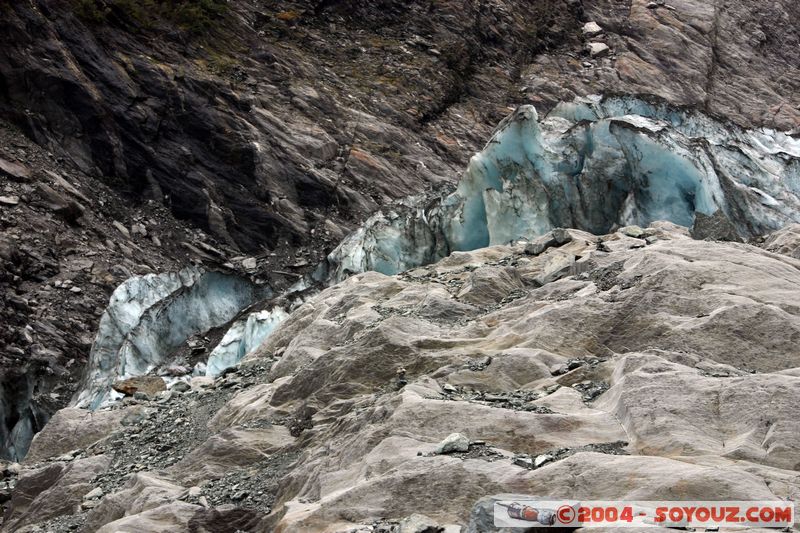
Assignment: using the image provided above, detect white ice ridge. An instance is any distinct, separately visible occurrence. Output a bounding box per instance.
[205,307,289,377]
[321,95,800,281]
[73,267,269,409]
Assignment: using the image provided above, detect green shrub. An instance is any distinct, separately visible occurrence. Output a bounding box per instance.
[72,0,229,35]
[73,0,110,24]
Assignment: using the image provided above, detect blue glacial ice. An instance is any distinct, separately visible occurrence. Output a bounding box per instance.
[321,95,800,281]
[73,267,269,409]
[205,307,289,377]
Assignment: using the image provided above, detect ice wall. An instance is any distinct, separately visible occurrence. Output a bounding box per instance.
[0,374,47,461]
[322,95,800,281]
[205,307,289,377]
[73,267,269,409]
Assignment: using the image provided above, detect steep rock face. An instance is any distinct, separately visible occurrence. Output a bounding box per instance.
[0,0,583,254]
[528,0,800,129]
[8,223,800,531]
[1,0,797,257]
[0,120,218,462]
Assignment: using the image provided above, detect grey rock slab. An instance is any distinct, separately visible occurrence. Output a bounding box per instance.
[0,157,31,181]
[24,407,140,464]
[582,21,603,37]
[83,473,188,532]
[0,195,20,206]
[761,223,800,259]
[587,42,610,58]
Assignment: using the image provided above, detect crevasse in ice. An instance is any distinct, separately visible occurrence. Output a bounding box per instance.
[321,95,800,281]
[0,375,46,461]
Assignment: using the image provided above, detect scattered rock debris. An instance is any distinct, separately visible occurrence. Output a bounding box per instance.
[572,380,610,402]
[513,441,629,470]
[439,385,555,413]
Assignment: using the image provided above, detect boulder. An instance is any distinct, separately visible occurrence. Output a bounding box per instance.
[586,42,610,58]
[3,455,110,530]
[581,21,603,37]
[167,427,294,486]
[190,376,215,389]
[113,220,131,238]
[35,183,84,223]
[523,228,573,256]
[83,487,103,500]
[399,513,444,533]
[434,433,470,454]
[0,157,31,181]
[94,502,204,533]
[456,266,524,305]
[761,223,800,259]
[113,376,166,397]
[0,195,20,206]
[169,381,191,393]
[83,473,187,531]
[690,210,743,242]
[24,407,141,463]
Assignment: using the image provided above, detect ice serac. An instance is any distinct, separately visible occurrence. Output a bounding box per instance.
[322,95,800,281]
[205,307,289,378]
[0,375,47,461]
[73,267,269,409]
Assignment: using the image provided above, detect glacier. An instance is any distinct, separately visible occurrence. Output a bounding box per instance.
[73,267,270,409]
[70,95,800,417]
[320,95,800,281]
